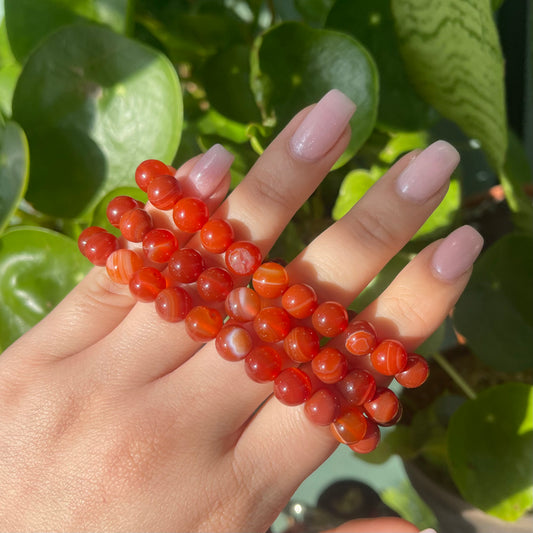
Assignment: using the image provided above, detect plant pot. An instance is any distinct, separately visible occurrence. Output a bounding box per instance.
[403,460,533,533]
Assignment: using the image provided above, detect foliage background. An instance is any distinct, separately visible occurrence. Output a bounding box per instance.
[0,0,531,526]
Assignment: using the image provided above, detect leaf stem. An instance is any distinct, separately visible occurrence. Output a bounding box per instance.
[432,352,477,400]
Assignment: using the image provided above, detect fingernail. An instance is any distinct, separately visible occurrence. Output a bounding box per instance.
[432,225,484,281]
[289,89,356,162]
[419,529,438,533]
[189,144,234,198]
[396,140,460,203]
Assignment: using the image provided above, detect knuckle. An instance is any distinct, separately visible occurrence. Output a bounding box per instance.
[348,208,399,251]
[381,290,430,334]
[249,166,296,213]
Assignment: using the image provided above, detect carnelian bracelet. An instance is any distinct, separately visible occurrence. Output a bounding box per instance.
[78,158,430,454]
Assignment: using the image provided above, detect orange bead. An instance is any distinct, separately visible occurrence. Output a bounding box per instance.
[185,306,223,342]
[106,249,143,284]
[371,339,408,376]
[283,326,320,363]
[253,306,292,343]
[225,287,261,322]
[330,407,367,445]
[311,347,348,384]
[312,301,348,338]
[252,262,289,298]
[215,323,254,361]
[281,283,318,319]
[345,320,377,356]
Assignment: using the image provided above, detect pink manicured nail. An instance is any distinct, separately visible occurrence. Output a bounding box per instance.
[419,529,438,533]
[188,144,234,198]
[396,140,460,203]
[432,226,484,281]
[289,89,356,162]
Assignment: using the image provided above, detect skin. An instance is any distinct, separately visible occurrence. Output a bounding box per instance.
[0,102,470,532]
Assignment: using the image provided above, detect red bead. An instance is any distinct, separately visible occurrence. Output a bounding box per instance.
[78,226,106,255]
[371,339,408,376]
[185,306,223,342]
[252,262,289,299]
[395,353,430,388]
[345,320,377,356]
[168,248,206,283]
[173,197,209,232]
[281,283,318,319]
[119,208,153,243]
[378,402,403,427]
[83,231,120,266]
[348,418,381,454]
[253,306,292,343]
[142,228,178,263]
[244,345,283,382]
[225,287,261,322]
[196,267,234,302]
[216,323,254,361]
[336,369,376,406]
[154,286,192,322]
[312,301,348,338]
[129,267,166,302]
[106,196,144,228]
[147,175,183,210]
[273,367,313,406]
[304,388,340,426]
[283,326,320,363]
[330,407,368,445]
[311,347,348,384]
[135,159,170,192]
[200,219,234,253]
[106,249,143,283]
[225,241,262,276]
[363,387,401,426]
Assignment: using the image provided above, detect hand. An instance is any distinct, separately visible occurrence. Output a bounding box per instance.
[0,90,482,532]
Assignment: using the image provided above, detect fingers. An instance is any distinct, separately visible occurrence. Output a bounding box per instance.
[85,90,356,383]
[7,147,233,365]
[289,140,460,304]
[164,139,462,433]
[234,226,482,499]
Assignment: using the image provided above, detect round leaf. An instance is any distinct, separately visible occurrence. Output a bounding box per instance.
[0,121,29,233]
[251,22,378,167]
[448,383,533,520]
[326,0,437,131]
[5,0,134,62]
[0,227,90,351]
[12,23,182,219]
[201,44,261,124]
[454,233,533,372]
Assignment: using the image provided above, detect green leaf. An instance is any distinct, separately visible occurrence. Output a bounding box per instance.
[12,23,182,219]
[391,0,507,170]
[251,21,378,167]
[0,19,20,118]
[350,252,411,312]
[295,0,335,26]
[0,121,29,233]
[5,0,133,62]
[448,383,533,520]
[201,44,261,124]
[0,227,90,351]
[327,0,437,131]
[454,233,533,372]
[499,130,533,233]
[137,1,248,65]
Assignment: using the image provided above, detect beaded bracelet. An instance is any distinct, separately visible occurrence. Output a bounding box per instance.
[78,158,430,454]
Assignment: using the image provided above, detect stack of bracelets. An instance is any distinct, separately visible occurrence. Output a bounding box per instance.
[78,158,429,455]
